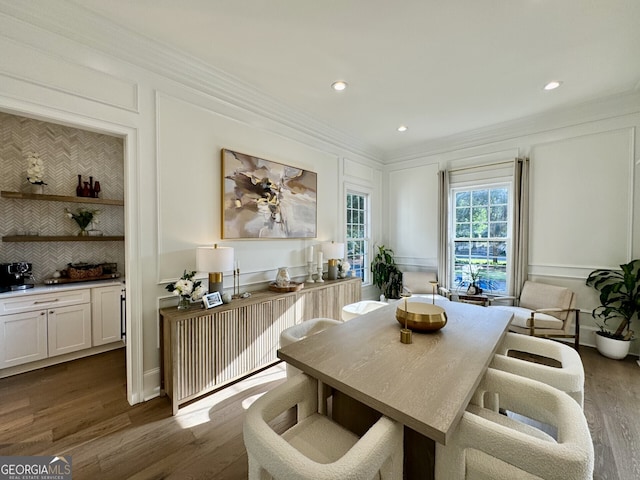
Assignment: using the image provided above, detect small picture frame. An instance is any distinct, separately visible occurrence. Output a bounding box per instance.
[202,291,223,309]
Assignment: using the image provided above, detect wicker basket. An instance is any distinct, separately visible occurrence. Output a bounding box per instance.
[67,263,103,279]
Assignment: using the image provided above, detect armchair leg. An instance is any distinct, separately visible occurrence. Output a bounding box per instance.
[529,312,535,337]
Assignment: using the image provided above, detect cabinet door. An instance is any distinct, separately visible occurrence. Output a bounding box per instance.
[0,310,48,368]
[91,286,122,346]
[47,303,92,357]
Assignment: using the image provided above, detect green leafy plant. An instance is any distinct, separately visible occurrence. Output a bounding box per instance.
[64,207,99,231]
[370,245,403,299]
[586,259,640,340]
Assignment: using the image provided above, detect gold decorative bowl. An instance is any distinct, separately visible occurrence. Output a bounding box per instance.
[396,302,447,332]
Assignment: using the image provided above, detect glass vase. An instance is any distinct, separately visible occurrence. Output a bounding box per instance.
[177,297,191,310]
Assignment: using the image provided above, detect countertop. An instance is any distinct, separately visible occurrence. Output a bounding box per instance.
[0,278,124,300]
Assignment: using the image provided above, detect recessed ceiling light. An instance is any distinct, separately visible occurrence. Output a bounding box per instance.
[331,81,348,91]
[397,125,408,132]
[543,81,563,91]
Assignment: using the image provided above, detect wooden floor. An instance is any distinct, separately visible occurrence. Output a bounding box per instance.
[0,346,638,479]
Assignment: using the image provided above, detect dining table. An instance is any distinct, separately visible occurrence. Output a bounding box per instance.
[277,298,513,479]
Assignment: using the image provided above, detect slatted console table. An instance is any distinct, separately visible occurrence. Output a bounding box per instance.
[159,277,361,414]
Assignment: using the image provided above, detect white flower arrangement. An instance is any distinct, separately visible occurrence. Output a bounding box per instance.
[166,270,205,302]
[338,259,351,277]
[26,152,46,185]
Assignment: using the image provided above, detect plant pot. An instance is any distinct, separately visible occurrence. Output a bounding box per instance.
[30,184,44,194]
[595,331,631,360]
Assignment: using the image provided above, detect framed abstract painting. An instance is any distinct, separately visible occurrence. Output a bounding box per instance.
[221,149,317,239]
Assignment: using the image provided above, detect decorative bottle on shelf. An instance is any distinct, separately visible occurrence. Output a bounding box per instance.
[76,175,83,197]
[82,182,90,197]
[89,176,94,198]
[93,181,101,198]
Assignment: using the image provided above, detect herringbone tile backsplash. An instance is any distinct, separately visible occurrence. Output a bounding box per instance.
[0,112,125,282]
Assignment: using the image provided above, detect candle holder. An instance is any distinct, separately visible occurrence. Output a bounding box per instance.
[306,261,315,283]
[400,293,412,344]
[429,281,438,305]
[232,268,242,299]
[316,265,324,283]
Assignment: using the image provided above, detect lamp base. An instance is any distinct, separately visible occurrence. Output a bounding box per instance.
[327,259,339,280]
[209,272,223,295]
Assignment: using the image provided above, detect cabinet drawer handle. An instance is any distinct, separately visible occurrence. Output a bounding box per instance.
[33,299,58,305]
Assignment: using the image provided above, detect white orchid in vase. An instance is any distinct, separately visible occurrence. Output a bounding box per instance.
[26,152,46,185]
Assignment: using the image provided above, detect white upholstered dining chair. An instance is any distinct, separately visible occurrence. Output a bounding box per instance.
[279,318,342,377]
[489,280,580,350]
[435,368,593,480]
[490,332,585,407]
[243,373,404,480]
[341,300,388,321]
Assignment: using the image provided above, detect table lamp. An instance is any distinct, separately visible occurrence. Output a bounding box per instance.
[196,244,234,295]
[322,241,345,280]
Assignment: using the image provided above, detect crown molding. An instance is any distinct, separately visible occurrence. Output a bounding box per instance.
[0,0,382,162]
[386,89,640,164]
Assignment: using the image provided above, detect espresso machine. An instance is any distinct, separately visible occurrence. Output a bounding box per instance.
[0,262,35,292]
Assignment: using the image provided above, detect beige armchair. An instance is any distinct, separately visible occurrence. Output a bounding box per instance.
[489,281,580,350]
[402,271,450,301]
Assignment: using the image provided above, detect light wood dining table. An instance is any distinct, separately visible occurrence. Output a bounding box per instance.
[277,298,513,479]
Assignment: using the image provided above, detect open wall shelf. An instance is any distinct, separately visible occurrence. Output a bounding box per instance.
[1,191,124,206]
[2,235,125,242]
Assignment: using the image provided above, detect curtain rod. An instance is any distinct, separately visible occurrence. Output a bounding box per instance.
[448,158,523,174]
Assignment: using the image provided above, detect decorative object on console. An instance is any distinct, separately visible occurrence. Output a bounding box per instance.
[65,207,100,236]
[196,244,234,296]
[26,152,46,193]
[202,291,223,309]
[275,267,290,287]
[322,241,344,281]
[338,259,351,278]
[221,149,317,239]
[316,249,324,283]
[306,245,315,283]
[166,270,205,310]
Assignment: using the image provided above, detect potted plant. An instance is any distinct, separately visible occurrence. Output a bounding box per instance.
[586,259,640,359]
[370,245,403,299]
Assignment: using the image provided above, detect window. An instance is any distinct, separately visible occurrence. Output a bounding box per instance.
[452,185,510,294]
[346,191,369,283]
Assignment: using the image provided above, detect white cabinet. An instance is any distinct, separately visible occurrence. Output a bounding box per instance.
[47,303,92,357]
[0,310,48,368]
[91,286,122,346]
[0,289,92,368]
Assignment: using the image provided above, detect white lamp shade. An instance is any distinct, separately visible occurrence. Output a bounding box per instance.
[322,242,345,260]
[196,245,234,273]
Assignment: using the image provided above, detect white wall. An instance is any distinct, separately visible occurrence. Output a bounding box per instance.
[385,98,640,354]
[0,5,382,401]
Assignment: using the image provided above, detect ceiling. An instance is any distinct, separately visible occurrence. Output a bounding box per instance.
[71,0,640,158]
